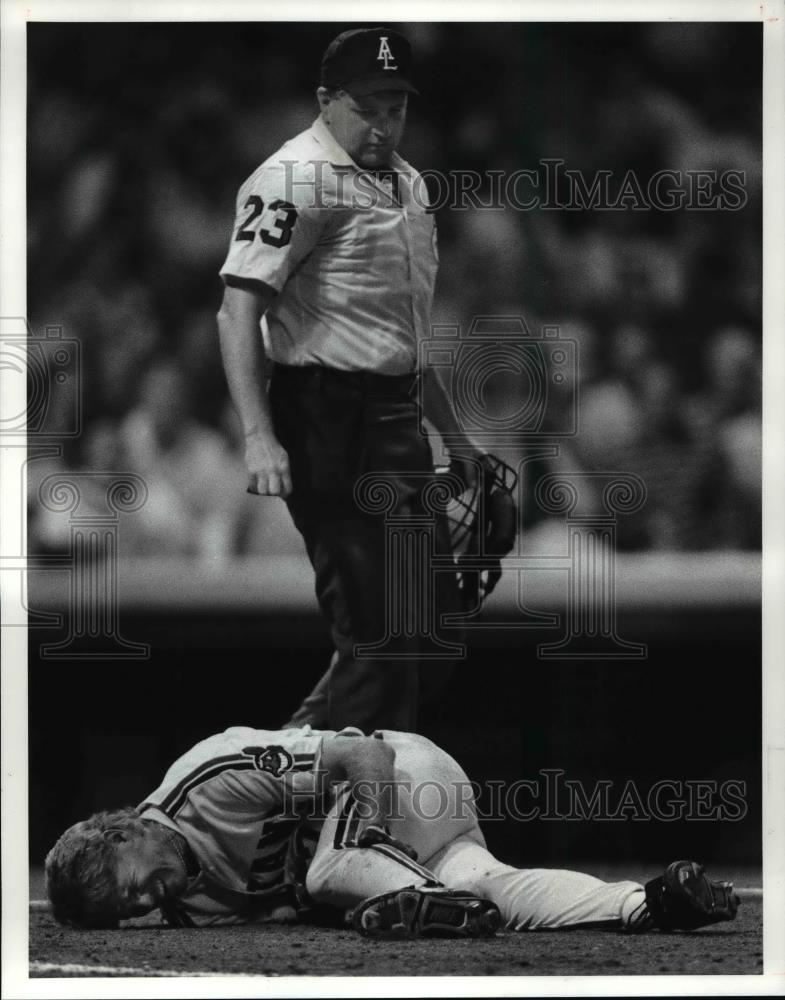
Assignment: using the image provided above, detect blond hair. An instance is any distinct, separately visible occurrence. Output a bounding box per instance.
[44,807,145,928]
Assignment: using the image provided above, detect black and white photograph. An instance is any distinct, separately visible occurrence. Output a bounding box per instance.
[1,0,784,994]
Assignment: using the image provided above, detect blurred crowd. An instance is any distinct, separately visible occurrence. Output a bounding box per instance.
[27,22,761,557]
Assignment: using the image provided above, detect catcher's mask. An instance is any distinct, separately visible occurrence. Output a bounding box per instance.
[436,453,518,611]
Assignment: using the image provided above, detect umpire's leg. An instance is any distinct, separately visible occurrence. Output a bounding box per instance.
[285,513,421,732]
[273,364,462,733]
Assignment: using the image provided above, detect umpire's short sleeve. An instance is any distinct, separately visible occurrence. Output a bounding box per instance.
[219,163,327,293]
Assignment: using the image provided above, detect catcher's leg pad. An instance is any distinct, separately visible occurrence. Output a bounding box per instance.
[644,860,740,931]
[351,885,501,939]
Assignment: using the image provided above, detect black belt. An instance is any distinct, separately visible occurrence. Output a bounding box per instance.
[272,363,418,397]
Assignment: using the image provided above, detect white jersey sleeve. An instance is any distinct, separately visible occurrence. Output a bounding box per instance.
[141,726,326,820]
[138,727,330,925]
[220,163,328,293]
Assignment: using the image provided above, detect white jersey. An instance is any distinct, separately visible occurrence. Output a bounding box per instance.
[219,115,438,375]
[139,726,328,925]
[139,726,645,932]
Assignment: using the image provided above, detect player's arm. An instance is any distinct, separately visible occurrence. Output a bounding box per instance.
[216,281,292,498]
[419,365,484,485]
[320,733,397,832]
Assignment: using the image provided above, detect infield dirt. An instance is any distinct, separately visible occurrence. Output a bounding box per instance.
[29,868,762,978]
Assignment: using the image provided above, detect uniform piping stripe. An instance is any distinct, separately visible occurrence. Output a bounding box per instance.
[152,750,317,817]
[155,756,257,817]
[624,898,653,932]
[367,842,437,882]
[330,791,438,881]
[345,804,362,845]
[154,754,250,812]
[333,792,360,849]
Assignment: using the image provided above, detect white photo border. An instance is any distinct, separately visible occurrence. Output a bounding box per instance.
[2,1,783,997]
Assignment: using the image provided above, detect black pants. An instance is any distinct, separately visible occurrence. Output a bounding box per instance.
[270,364,462,733]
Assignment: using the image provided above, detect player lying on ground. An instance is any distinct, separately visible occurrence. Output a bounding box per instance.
[46,727,739,936]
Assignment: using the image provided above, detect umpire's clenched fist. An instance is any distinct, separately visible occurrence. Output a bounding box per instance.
[244,433,292,498]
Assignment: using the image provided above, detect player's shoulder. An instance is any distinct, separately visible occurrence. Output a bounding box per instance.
[237,123,333,207]
[165,726,325,779]
[373,729,441,753]
[249,124,324,177]
[170,725,332,759]
[222,724,329,750]
[164,727,314,767]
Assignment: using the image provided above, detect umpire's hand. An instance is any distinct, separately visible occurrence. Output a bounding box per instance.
[244,432,293,498]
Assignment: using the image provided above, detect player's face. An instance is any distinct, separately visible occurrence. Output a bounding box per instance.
[322,90,408,168]
[109,824,189,920]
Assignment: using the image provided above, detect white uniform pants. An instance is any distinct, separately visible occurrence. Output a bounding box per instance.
[305,731,644,930]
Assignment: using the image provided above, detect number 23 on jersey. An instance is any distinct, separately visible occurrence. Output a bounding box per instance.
[236,196,298,249]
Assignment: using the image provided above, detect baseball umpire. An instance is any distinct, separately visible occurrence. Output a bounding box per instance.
[216,27,512,734]
[46,725,739,935]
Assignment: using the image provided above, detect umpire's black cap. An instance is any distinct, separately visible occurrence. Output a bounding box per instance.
[320,27,419,96]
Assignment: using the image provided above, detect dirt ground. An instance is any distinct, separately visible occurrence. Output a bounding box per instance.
[29,867,762,978]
